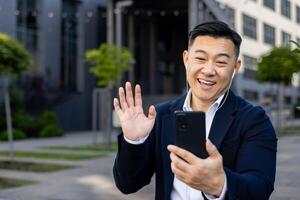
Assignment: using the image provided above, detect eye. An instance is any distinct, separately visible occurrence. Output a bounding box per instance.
[216,61,227,65]
[195,57,206,61]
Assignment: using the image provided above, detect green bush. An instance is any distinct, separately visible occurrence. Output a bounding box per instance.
[10,88,25,111]
[0,129,26,141]
[13,110,42,138]
[39,124,63,138]
[41,111,58,126]
[294,102,300,118]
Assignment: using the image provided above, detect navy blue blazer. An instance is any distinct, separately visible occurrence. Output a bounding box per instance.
[113,91,277,200]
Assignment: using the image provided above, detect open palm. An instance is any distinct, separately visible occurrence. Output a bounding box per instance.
[113,82,156,141]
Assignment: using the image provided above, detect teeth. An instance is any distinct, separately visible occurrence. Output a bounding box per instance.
[198,79,215,86]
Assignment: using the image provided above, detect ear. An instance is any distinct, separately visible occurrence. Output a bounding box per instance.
[234,59,241,73]
[182,50,189,69]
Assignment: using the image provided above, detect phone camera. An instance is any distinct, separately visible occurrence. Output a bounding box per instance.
[180,123,187,130]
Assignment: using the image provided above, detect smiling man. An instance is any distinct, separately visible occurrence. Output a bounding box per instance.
[113,21,277,200]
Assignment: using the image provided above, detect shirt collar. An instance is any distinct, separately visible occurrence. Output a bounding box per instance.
[183,89,225,112]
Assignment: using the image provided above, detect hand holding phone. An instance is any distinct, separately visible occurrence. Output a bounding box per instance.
[174,111,208,159]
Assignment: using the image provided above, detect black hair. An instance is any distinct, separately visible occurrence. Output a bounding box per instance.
[188,21,242,58]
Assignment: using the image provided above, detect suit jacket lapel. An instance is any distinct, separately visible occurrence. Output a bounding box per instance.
[208,91,238,149]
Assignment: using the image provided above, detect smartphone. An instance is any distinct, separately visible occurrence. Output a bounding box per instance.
[174,111,208,159]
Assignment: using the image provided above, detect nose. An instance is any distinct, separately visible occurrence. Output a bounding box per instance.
[202,61,216,76]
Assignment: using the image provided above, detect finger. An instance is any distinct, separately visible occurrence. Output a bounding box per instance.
[167,145,198,164]
[125,82,134,107]
[148,105,156,120]
[119,87,128,110]
[206,139,220,158]
[135,84,142,107]
[170,152,190,172]
[113,98,123,115]
[171,162,187,181]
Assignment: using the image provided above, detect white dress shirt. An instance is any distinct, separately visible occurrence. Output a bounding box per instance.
[170,89,227,200]
[124,89,227,200]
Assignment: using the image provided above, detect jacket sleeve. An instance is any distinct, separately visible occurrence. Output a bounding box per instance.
[225,106,277,200]
[113,130,155,194]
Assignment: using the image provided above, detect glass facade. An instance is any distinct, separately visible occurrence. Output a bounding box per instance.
[281,0,291,18]
[243,90,259,101]
[263,0,275,10]
[243,55,257,80]
[61,0,78,91]
[296,5,300,24]
[242,14,257,39]
[16,0,38,53]
[263,23,276,46]
[281,31,291,47]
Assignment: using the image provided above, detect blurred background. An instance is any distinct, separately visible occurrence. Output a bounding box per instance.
[0,0,300,200]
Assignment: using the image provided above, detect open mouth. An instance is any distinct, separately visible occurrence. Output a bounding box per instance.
[197,79,216,86]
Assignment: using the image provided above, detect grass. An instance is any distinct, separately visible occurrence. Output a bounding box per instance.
[0,177,36,190]
[0,160,74,172]
[41,142,118,152]
[0,151,107,160]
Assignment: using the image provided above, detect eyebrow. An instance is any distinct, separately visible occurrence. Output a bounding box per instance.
[194,49,231,58]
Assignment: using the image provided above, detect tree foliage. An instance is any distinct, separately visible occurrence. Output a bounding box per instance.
[257,47,300,85]
[290,40,300,54]
[85,43,134,87]
[0,33,32,75]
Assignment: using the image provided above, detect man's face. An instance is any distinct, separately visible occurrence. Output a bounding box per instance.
[183,35,241,106]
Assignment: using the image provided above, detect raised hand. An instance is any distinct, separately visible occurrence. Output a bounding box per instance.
[113,82,157,141]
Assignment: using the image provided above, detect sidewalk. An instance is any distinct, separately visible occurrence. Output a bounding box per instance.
[0,132,299,200]
[0,131,155,200]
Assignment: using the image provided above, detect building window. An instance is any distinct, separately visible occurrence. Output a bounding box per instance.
[224,5,235,29]
[243,90,259,101]
[243,55,257,80]
[264,0,275,10]
[61,0,78,91]
[264,92,277,103]
[281,31,291,47]
[16,0,38,53]
[242,14,257,39]
[263,23,276,46]
[297,37,300,45]
[281,0,291,18]
[284,96,292,104]
[296,5,300,24]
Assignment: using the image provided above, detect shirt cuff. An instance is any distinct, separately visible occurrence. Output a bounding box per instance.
[123,134,149,145]
[204,175,227,200]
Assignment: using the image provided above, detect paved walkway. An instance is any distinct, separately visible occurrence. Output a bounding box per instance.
[0,132,299,200]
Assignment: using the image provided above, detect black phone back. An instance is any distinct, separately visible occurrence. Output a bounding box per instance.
[174,111,208,158]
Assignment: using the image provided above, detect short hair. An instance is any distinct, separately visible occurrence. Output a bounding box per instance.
[188,21,242,58]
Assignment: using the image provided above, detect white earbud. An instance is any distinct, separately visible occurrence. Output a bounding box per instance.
[231,70,236,80]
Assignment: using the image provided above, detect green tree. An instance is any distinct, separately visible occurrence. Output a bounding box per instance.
[257,47,300,132]
[0,33,32,75]
[290,40,300,54]
[85,43,134,88]
[290,40,300,118]
[0,33,32,160]
[85,43,134,148]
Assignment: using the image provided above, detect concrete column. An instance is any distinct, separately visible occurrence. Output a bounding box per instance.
[128,14,135,83]
[107,0,114,44]
[188,0,198,31]
[149,20,156,94]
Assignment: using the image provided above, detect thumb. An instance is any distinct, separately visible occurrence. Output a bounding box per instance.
[206,139,220,159]
[148,105,156,120]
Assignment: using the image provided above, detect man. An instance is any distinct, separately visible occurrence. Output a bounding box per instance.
[113,21,277,200]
